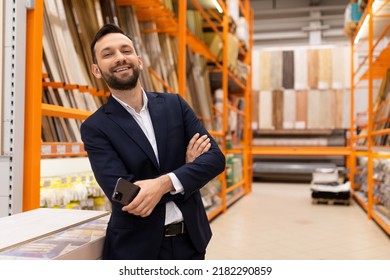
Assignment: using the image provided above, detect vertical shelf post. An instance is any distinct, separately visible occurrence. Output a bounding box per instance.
[177,0,187,98]
[366,4,374,219]
[23,0,43,211]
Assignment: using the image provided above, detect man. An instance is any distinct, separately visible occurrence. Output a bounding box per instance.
[80,23,225,260]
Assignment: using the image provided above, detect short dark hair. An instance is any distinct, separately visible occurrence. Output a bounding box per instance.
[90,23,134,63]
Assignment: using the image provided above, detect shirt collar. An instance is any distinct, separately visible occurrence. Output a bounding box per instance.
[111,89,148,112]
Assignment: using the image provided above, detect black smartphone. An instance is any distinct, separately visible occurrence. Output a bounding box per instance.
[111,178,140,205]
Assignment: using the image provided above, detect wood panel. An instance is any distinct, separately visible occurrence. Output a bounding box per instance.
[282,51,294,89]
[294,49,308,90]
[259,51,271,90]
[318,48,332,89]
[295,90,307,129]
[307,49,319,89]
[270,51,282,90]
[272,89,284,130]
[259,90,273,129]
[283,89,296,129]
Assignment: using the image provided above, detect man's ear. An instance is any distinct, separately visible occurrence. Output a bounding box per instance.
[91,64,102,79]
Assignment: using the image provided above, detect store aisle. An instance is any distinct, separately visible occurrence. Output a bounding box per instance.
[206,182,390,260]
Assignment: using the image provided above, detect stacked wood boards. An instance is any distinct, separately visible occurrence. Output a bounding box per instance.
[42,0,111,142]
[42,0,218,142]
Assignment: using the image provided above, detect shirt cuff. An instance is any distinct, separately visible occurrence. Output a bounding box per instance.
[167,173,184,194]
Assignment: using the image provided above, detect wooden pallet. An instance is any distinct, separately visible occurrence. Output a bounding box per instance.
[312,198,351,206]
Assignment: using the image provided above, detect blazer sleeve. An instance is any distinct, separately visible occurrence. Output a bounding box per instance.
[80,118,136,202]
[172,94,226,201]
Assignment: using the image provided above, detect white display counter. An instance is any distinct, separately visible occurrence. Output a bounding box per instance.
[0,208,109,259]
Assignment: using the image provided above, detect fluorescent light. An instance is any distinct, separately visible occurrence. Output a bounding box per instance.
[212,0,223,13]
[354,14,370,45]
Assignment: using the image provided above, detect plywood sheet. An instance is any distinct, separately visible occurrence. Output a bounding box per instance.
[307,89,321,128]
[259,51,271,90]
[283,89,296,129]
[272,89,284,130]
[318,48,332,89]
[259,90,273,129]
[294,49,308,90]
[270,51,282,89]
[319,90,334,129]
[282,51,294,89]
[307,49,319,89]
[333,89,344,128]
[332,47,344,89]
[295,90,307,129]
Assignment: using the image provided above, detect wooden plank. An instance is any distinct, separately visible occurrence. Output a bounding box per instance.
[272,89,284,130]
[283,89,296,129]
[259,90,273,129]
[270,51,282,90]
[294,49,308,90]
[259,51,271,90]
[282,50,294,89]
[307,89,321,129]
[318,48,333,89]
[307,49,319,89]
[295,90,307,129]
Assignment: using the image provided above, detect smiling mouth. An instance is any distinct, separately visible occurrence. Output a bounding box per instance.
[113,67,130,73]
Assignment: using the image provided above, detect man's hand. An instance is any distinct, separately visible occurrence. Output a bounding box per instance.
[121,175,172,217]
[186,133,211,163]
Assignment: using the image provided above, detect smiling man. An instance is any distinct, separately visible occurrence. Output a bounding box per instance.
[80,24,225,260]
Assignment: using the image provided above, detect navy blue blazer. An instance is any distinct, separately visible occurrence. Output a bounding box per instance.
[80,91,226,259]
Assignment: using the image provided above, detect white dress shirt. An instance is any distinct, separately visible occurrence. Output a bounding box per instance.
[112,91,184,225]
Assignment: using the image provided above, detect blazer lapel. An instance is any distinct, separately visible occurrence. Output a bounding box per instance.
[104,95,160,170]
[146,92,168,171]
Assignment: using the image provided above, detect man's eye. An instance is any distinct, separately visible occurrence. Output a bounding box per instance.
[102,53,112,57]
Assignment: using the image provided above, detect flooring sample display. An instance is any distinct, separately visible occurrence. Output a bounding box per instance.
[294,49,308,90]
[319,90,334,129]
[307,49,319,89]
[332,47,344,89]
[343,46,352,89]
[307,89,322,128]
[333,89,344,128]
[272,89,284,130]
[252,51,260,91]
[283,89,296,129]
[295,90,307,129]
[282,51,294,89]
[259,90,273,129]
[270,51,283,89]
[318,48,332,89]
[259,51,271,90]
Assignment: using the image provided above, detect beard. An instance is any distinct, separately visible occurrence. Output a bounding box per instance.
[99,63,140,91]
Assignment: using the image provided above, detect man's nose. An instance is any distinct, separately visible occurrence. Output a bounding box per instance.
[114,51,126,63]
